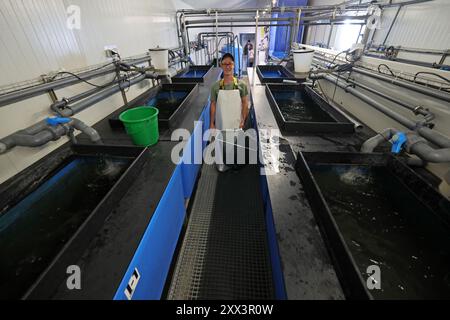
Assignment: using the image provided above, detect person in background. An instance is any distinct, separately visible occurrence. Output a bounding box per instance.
[248,48,255,67]
[242,40,253,71]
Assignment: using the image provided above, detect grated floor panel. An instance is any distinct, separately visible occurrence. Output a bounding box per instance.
[168,164,274,300]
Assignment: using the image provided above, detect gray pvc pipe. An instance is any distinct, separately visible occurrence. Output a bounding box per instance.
[354,68,450,103]
[70,119,101,144]
[406,157,426,167]
[59,74,146,116]
[19,120,49,135]
[0,68,115,108]
[51,86,110,115]
[186,17,293,25]
[343,76,435,122]
[0,125,67,152]
[361,128,398,153]
[0,118,100,153]
[314,54,450,103]
[417,126,450,148]
[0,55,151,108]
[409,142,450,162]
[323,74,450,149]
[361,129,450,163]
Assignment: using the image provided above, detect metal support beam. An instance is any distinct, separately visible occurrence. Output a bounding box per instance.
[295,9,302,44]
[215,11,219,67]
[326,23,334,49]
[253,10,259,87]
[382,5,402,46]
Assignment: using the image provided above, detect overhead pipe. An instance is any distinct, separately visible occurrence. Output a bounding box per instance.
[186,24,292,29]
[176,0,429,15]
[184,21,365,31]
[185,16,365,26]
[178,8,365,45]
[185,17,293,25]
[198,32,234,45]
[298,22,366,26]
[321,74,450,149]
[176,3,373,15]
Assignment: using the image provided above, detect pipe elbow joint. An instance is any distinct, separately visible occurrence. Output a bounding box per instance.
[0,142,7,154]
[50,99,69,112]
[146,71,159,79]
[70,118,102,143]
[405,133,427,152]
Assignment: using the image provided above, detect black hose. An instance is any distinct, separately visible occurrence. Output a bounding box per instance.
[414,71,450,84]
[378,64,395,77]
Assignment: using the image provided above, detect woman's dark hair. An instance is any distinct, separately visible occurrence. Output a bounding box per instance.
[221,53,235,62]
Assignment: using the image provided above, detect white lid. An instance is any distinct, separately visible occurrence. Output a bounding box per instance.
[292,48,314,54]
[149,47,168,51]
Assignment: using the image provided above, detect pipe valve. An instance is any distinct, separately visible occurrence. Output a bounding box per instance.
[390,132,407,154]
[46,117,71,126]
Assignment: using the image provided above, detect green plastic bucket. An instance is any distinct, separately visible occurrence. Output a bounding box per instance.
[119,106,159,146]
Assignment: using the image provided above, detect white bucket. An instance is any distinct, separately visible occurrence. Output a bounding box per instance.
[149,47,169,71]
[292,48,314,73]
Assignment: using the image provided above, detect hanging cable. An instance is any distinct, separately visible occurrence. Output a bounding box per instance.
[413,71,450,84]
[50,71,119,89]
[378,63,395,76]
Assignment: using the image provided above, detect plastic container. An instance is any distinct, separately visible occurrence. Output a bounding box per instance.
[119,106,159,146]
[149,47,169,71]
[292,48,314,73]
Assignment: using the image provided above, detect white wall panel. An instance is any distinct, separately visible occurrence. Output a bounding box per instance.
[374,0,450,50]
[0,0,180,184]
[305,0,450,62]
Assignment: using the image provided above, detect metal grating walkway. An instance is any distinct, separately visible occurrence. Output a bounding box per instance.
[167,164,274,300]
